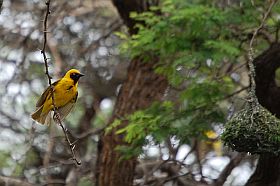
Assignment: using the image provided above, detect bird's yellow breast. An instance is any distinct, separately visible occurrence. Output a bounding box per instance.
[42,78,78,114]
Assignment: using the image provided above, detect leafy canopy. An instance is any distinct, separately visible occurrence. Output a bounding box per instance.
[114,0,268,157]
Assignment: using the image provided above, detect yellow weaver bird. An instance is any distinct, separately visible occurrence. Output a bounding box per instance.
[31,69,84,125]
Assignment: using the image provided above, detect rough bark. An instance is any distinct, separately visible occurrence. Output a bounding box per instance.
[111,0,158,34]
[245,43,280,186]
[97,58,168,186]
[254,43,280,118]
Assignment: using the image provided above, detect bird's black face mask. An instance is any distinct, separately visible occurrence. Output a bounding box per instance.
[70,73,84,85]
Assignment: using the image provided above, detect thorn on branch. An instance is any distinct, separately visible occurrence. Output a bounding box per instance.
[71,139,79,146]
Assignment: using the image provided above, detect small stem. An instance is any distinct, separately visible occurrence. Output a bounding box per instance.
[248,0,277,107]
[55,112,81,165]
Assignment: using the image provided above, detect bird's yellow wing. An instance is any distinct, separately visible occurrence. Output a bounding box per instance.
[56,92,78,121]
[36,80,60,108]
[44,92,78,126]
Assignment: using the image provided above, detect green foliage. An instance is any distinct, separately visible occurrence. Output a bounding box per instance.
[115,102,176,159]
[180,77,234,107]
[116,98,224,156]
[12,164,23,177]
[105,119,122,134]
[117,101,175,144]
[119,0,243,65]
[113,0,276,157]
[78,177,93,186]
[115,144,144,161]
[0,151,10,167]
[24,149,40,167]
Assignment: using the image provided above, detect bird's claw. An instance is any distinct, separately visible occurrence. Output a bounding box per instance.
[53,112,61,123]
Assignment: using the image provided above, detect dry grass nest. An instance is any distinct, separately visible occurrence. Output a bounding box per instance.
[222,103,280,155]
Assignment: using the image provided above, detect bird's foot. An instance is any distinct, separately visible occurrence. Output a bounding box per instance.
[53,112,61,123]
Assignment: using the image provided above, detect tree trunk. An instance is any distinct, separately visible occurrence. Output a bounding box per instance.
[96,58,168,186]
[245,154,280,186]
[96,1,167,186]
[111,0,156,35]
[245,43,280,186]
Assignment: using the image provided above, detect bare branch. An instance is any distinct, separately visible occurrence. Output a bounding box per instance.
[54,117,81,165]
[74,127,106,140]
[212,153,246,186]
[0,176,32,186]
[41,0,53,89]
[41,179,65,186]
[40,0,81,165]
[224,86,249,99]
[258,29,274,44]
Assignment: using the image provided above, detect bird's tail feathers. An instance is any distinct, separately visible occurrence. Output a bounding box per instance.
[31,106,49,125]
[44,112,52,126]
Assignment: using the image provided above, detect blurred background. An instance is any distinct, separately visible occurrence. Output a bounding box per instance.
[0,0,128,185]
[0,0,279,186]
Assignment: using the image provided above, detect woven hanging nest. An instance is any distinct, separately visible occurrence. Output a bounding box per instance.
[222,103,280,155]
[222,2,280,154]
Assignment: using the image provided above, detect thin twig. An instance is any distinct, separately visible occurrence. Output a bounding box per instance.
[74,127,106,140]
[183,142,197,162]
[55,118,81,165]
[224,86,249,100]
[160,172,191,185]
[211,153,245,186]
[41,0,81,165]
[248,0,277,106]
[0,0,3,14]
[42,0,53,91]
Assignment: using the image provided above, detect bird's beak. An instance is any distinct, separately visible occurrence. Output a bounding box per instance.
[79,73,85,77]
